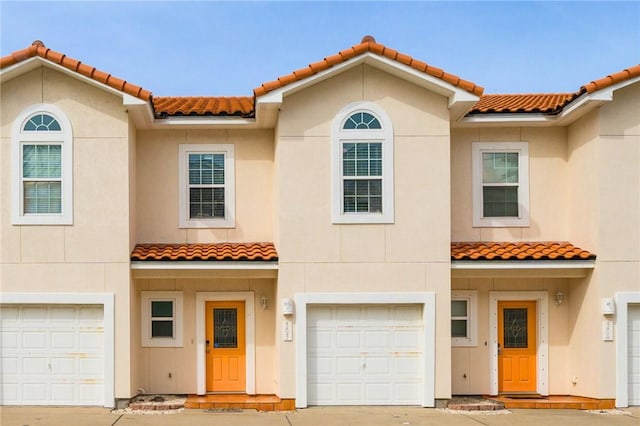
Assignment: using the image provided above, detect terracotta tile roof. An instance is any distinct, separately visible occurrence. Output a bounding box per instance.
[451,242,596,261]
[131,243,278,261]
[469,93,578,114]
[581,64,640,93]
[153,96,254,117]
[254,35,484,98]
[0,40,151,100]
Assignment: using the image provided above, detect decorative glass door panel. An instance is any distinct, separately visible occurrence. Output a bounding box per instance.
[498,301,537,393]
[206,301,245,392]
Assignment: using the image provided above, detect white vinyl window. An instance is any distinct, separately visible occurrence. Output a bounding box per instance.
[332,102,394,224]
[141,291,184,347]
[12,105,73,225]
[178,144,235,228]
[472,142,529,227]
[451,291,478,347]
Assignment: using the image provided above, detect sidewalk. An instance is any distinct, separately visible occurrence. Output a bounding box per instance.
[2,406,640,426]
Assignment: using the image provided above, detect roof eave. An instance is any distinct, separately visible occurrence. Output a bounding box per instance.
[1,56,157,128]
[457,76,640,128]
[451,259,595,278]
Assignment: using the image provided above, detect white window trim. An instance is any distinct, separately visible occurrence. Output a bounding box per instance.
[472,142,529,227]
[141,291,184,347]
[451,290,478,347]
[12,104,73,225]
[331,102,394,224]
[178,144,235,228]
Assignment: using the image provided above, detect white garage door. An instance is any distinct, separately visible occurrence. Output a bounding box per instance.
[629,304,640,406]
[1,304,104,406]
[307,304,423,405]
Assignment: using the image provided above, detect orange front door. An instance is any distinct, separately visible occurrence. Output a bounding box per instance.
[205,301,246,392]
[498,300,537,393]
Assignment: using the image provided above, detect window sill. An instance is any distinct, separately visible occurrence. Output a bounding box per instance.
[332,213,394,224]
[179,218,235,229]
[472,217,530,228]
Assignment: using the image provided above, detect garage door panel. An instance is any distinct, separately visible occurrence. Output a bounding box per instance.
[23,331,47,349]
[336,331,361,348]
[394,330,421,349]
[308,330,332,350]
[79,331,103,350]
[308,357,332,375]
[365,383,391,400]
[308,304,423,405]
[395,356,420,375]
[51,357,75,375]
[2,331,18,349]
[52,332,75,349]
[23,357,48,374]
[337,383,362,401]
[336,306,362,321]
[0,304,104,406]
[22,383,47,401]
[364,331,390,348]
[337,357,362,375]
[365,357,390,375]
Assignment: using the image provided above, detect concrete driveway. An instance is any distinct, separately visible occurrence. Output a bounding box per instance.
[2,406,640,426]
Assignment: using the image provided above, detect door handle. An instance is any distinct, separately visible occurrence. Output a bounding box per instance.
[497,343,502,355]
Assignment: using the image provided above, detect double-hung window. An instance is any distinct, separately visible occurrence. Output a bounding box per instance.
[178,144,235,228]
[451,291,478,347]
[332,102,394,224]
[141,291,184,347]
[12,105,73,225]
[472,142,529,227]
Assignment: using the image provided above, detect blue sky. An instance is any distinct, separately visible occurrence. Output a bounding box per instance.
[1,1,638,96]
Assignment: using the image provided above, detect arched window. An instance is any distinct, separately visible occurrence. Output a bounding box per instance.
[12,105,73,225]
[332,102,394,224]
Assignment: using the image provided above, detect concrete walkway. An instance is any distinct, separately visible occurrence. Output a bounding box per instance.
[2,406,640,426]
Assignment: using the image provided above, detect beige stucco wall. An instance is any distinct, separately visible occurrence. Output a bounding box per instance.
[275,64,453,400]
[451,126,569,242]
[564,82,640,400]
[135,129,274,244]
[132,277,276,395]
[0,67,134,399]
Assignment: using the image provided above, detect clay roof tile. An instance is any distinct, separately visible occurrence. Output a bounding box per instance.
[450,241,596,262]
[0,40,152,101]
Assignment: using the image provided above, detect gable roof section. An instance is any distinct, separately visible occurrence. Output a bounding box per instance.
[254,35,484,98]
[581,64,640,94]
[1,40,152,100]
[2,39,637,119]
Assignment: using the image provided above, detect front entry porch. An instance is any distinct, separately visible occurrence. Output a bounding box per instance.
[185,394,295,411]
[489,395,615,410]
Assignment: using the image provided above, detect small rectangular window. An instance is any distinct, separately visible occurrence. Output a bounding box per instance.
[451,300,468,338]
[452,291,478,347]
[150,300,174,338]
[141,292,183,347]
